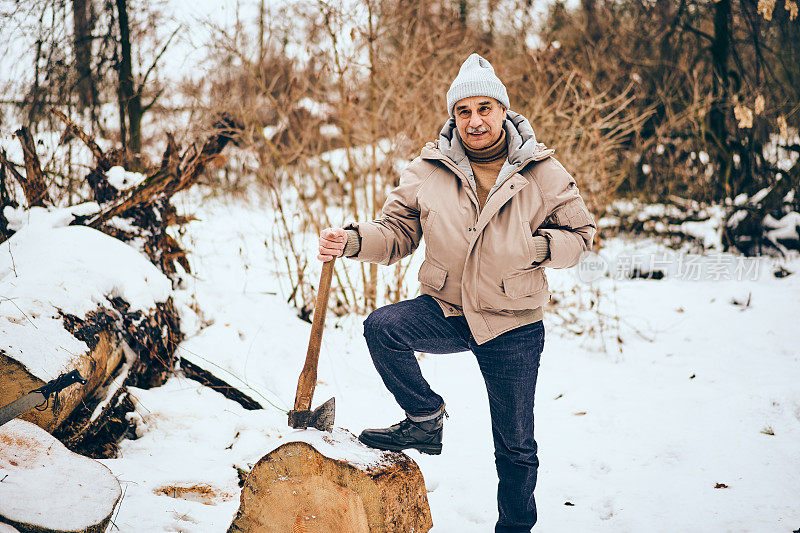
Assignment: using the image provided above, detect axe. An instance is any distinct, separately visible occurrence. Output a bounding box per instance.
[287,258,336,431]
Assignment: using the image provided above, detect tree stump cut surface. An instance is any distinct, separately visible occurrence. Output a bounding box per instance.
[228,434,433,533]
[0,420,121,533]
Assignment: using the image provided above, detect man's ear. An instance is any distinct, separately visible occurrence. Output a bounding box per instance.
[497,99,507,118]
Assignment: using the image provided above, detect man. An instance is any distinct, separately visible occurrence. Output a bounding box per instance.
[317,53,596,532]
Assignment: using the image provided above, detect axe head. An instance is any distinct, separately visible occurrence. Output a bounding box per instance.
[287,397,335,432]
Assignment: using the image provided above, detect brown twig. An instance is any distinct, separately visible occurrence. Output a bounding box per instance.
[87,115,240,228]
[51,108,111,169]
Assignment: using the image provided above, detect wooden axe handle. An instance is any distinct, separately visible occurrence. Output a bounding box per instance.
[292,258,335,413]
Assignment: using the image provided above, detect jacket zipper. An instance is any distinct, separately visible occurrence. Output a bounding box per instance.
[422,148,553,313]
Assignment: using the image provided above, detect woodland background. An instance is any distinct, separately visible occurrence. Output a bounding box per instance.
[1,3,799,531]
[1,0,798,314]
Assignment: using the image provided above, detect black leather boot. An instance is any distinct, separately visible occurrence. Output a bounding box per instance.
[358,407,447,455]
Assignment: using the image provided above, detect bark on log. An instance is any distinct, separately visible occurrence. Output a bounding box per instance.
[228,437,433,533]
[0,331,123,433]
[180,358,262,411]
[0,420,121,533]
[1,295,180,455]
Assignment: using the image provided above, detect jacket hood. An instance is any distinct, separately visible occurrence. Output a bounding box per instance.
[423,110,554,195]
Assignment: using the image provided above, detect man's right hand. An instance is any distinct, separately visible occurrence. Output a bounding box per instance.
[318,227,347,262]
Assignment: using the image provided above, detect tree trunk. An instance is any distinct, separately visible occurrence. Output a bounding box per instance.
[115,0,142,154]
[458,0,468,26]
[229,436,433,533]
[710,0,732,199]
[72,0,96,116]
[581,0,601,41]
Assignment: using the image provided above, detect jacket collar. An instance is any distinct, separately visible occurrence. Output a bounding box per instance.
[420,111,554,194]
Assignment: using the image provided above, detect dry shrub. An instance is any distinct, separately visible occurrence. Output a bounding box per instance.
[194,0,653,314]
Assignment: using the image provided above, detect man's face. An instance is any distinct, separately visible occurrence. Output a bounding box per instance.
[454,96,507,150]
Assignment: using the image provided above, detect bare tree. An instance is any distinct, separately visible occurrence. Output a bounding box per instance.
[72,0,96,117]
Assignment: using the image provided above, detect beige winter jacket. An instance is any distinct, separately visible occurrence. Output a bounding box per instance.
[346,111,596,344]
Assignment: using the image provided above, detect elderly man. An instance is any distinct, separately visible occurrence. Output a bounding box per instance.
[318,53,596,532]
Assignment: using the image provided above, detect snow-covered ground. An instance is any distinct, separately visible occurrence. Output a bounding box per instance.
[82,191,800,533]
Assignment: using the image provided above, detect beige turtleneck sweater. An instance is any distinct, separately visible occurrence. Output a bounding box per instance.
[463,129,509,209]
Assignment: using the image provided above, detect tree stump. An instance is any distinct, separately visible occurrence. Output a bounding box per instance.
[228,430,433,533]
[0,420,121,533]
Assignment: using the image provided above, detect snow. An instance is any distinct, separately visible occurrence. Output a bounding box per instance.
[677,204,726,250]
[91,192,800,532]
[607,200,728,250]
[0,419,121,531]
[106,166,146,191]
[271,427,395,473]
[750,186,772,205]
[89,342,137,424]
[0,206,171,382]
[764,212,800,242]
[763,132,800,172]
[3,203,100,233]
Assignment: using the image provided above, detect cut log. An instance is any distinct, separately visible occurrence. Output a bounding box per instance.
[228,430,433,533]
[0,419,121,533]
[53,341,138,457]
[0,331,124,433]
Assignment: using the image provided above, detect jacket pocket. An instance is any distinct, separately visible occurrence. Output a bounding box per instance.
[418,260,447,290]
[422,209,438,236]
[502,269,546,298]
[522,220,536,264]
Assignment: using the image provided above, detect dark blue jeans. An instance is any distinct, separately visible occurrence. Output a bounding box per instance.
[363,294,545,533]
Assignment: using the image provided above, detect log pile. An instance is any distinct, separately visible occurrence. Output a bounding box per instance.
[0,111,240,457]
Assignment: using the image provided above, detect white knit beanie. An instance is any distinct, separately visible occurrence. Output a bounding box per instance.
[446,53,510,117]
